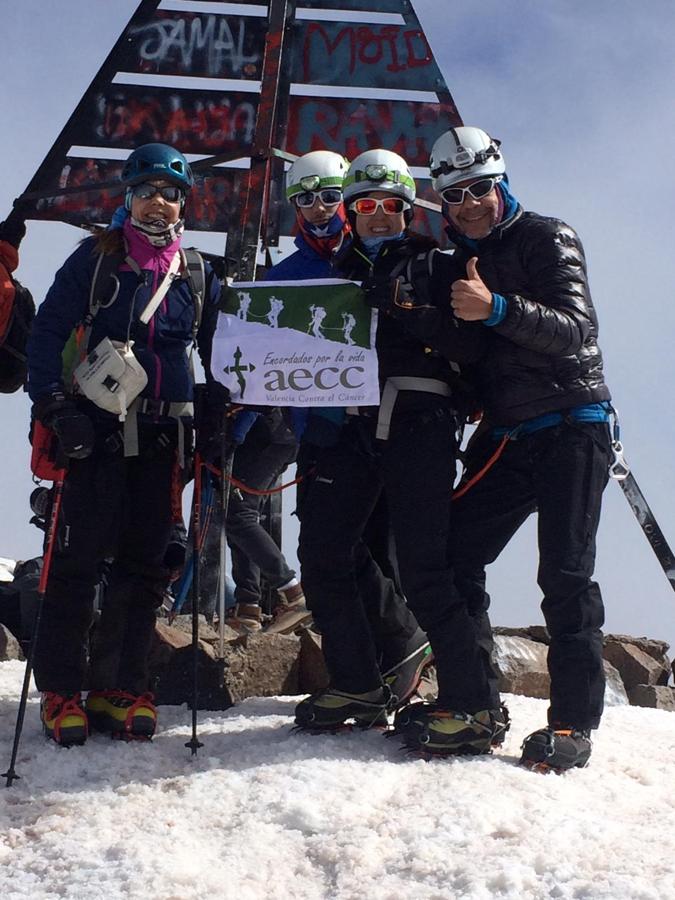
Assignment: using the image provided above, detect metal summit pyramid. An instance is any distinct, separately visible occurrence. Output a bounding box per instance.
[17,0,461,277]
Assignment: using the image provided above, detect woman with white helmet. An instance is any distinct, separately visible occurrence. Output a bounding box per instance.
[294,148,490,738]
[265,151,430,704]
[399,126,613,771]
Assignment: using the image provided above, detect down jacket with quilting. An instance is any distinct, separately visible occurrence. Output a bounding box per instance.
[451,208,611,426]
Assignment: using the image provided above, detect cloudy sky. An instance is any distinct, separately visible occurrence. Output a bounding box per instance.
[1,0,674,649]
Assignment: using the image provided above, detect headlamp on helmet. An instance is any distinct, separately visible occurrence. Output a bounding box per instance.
[343,149,416,205]
[286,151,349,202]
[364,163,389,181]
[429,127,505,194]
[299,174,322,192]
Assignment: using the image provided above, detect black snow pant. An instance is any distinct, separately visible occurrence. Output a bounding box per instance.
[296,439,411,673]
[449,420,612,730]
[227,415,298,607]
[34,424,178,695]
[298,397,469,694]
[296,440,416,679]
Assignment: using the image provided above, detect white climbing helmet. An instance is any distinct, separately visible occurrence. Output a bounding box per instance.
[342,149,416,204]
[286,150,349,201]
[429,127,505,194]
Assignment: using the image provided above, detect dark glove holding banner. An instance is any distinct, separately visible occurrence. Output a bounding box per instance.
[361,272,397,312]
[0,208,27,250]
[363,252,438,312]
[33,391,95,460]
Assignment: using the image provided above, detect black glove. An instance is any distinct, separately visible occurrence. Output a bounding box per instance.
[0,208,27,250]
[363,253,437,312]
[195,385,231,464]
[33,392,95,460]
[361,272,396,312]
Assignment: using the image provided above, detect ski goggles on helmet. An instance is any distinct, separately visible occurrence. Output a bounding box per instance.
[349,196,411,216]
[294,188,343,208]
[440,176,502,205]
[130,183,185,203]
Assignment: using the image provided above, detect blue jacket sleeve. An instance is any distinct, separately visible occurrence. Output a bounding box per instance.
[196,261,226,384]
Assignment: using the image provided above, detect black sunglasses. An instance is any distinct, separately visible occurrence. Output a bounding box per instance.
[131,183,184,203]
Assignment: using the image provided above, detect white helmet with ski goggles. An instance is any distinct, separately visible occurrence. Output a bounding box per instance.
[429,127,505,195]
[294,188,343,209]
[286,150,349,203]
[343,149,416,204]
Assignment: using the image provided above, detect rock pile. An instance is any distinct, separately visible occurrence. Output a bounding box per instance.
[143,618,674,712]
[0,612,672,712]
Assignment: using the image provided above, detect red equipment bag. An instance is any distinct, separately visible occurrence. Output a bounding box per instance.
[30,420,66,481]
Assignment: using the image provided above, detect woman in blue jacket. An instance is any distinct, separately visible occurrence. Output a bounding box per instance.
[27,143,220,746]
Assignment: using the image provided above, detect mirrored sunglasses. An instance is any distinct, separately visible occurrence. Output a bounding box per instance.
[440,176,502,205]
[131,183,184,203]
[349,197,411,216]
[294,189,343,208]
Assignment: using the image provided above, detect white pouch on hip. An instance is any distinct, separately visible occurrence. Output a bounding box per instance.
[73,337,148,421]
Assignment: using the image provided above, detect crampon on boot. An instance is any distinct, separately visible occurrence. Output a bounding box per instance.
[86,690,157,740]
[392,701,510,757]
[41,692,88,747]
[519,726,592,773]
[381,628,433,711]
[294,686,390,732]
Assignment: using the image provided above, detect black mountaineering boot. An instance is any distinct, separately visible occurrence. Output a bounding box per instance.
[393,701,510,756]
[294,686,390,732]
[519,726,592,772]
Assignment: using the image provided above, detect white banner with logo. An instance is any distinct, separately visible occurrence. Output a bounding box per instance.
[211,279,379,406]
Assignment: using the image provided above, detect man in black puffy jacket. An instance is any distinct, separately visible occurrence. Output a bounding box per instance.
[395,127,613,770]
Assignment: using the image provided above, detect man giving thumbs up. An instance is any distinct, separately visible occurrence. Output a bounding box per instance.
[450,257,493,321]
[394,126,613,773]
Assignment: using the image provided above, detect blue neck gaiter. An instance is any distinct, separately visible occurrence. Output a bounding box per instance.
[361,232,406,260]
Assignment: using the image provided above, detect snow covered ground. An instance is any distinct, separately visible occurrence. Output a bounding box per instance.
[1,661,674,900]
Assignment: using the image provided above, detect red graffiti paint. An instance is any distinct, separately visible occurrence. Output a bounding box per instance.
[297,22,435,87]
[285,96,460,167]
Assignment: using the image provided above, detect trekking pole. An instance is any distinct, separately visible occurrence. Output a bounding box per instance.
[608,410,675,593]
[218,413,236,663]
[168,474,215,621]
[185,451,204,756]
[4,475,65,787]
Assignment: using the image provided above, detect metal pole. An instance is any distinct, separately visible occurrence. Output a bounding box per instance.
[4,476,65,787]
[185,454,204,755]
[218,421,236,661]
